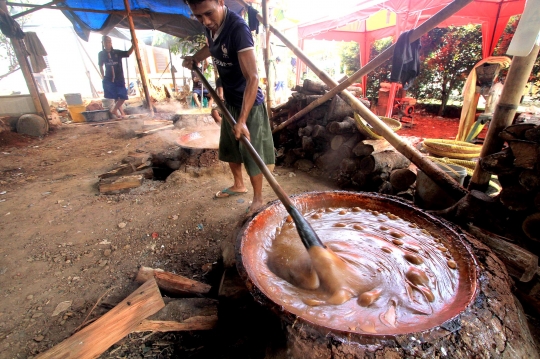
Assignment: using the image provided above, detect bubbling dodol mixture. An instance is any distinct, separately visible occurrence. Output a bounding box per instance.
[264,206,460,334]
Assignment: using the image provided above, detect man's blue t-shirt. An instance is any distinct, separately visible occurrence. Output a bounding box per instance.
[205,8,264,108]
[98,49,129,83]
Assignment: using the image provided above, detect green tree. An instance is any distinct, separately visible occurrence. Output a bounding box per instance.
[410,25,482,116]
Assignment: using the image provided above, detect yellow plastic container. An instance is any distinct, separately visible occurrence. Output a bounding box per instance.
[67,104,86,123]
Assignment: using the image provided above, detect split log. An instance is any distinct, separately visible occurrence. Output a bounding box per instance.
[339,158,362,174]
[298,125,313,137]
[467,224,538,282]
[378,180,393,194]
[522,213,540,241]
[499,185,534,211]
[98,163,152,179]
[99,174,143,194]
[352,139,393,157]
[302,79,327,94]
[36,279,164,359]
[327,116,358,134]
[524,125,540,142]
[135,266,211,296]
[508,140,539,169]
[390,168,417,192]
[133,298,218,333]
[326,95,354,122]
[122,151,152,167]
[351,172,368,188]
[301,136,315,153]
[519,169,540,192]
[396,188,415,202]
[503,123,537,139]
[479,149,515,174]
[315,136,359,172]
[359,150,411,175]
[312,124,332,141]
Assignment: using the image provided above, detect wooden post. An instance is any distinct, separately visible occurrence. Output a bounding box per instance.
[261,0,273,116]
[122,0,153,115]
[169,45,177,95]
[0,1,47,123]
[237,0,475,201]
[469,44,540,191]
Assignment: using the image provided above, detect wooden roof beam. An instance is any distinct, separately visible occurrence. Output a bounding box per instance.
[7,1,150,18]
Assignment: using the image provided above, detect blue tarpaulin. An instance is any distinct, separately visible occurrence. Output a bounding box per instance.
[58,0,245,41]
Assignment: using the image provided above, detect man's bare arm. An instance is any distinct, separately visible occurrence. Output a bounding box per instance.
[233,49,259,140]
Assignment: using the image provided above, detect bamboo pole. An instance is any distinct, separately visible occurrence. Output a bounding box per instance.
[237,0,475,201]
[11,0,62,19]
[0,1,47,124]
[261,0,273,116]
[122,0,153,115]
[7,1,150,17]
[469,43,540,191]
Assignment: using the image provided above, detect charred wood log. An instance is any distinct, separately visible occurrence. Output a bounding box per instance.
[522,213,540,242]
[524,125,540,142]
[508,140,539,169]
[479,149,515,174]
[519,169,540,192]
[352,139,394,157]
[378,181,393,194]
[503,123,537,139]
[390,168,417,192]
[359,150,411,175]
[466,224,538,282]
[298,125,313,137]
[327,116,358,134]
[302,79,327,94]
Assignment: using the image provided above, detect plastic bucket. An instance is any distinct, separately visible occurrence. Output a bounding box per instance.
[64,93,83,106]
[67,104,86,123]
[82,110,110,123]
[415,162,467,210]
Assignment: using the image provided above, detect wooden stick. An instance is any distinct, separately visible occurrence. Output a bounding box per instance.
[238,0,472,201]
[135,266,211,296]
[133,298,218,332]
[36,279,165,359]
[136,124,174,137]
[123,0,153,116]
[467,224,538,282]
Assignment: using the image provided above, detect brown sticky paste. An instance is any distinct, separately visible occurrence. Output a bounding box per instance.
[264,207,459,334]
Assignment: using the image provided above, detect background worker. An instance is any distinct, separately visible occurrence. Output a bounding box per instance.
[182,0,275,214]
[98,35,134,118]
[191,60,214,109]
[210,76,223,124]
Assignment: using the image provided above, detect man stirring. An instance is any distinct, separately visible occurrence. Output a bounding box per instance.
[182,0,275,214]
[98,36,134,118]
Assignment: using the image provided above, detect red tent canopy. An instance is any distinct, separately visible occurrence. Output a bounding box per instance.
[296,0,525,87]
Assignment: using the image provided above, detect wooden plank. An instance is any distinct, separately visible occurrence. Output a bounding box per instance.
[99,174,143,193]
[133,298,218,332]
[135,266,211,296]
[35,279,165,359]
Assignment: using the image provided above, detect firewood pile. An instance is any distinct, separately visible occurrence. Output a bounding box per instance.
[272,80,414,197]
[35,268,218,359]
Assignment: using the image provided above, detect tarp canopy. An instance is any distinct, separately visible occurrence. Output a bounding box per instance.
[58,0,245,41]
[298,0,526,62]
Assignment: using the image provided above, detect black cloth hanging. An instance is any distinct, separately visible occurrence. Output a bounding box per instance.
[247,6,259,34]
[0,9,25,39]
[390,30,421,90]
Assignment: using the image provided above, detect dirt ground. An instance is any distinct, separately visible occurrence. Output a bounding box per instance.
[0,112,506,358]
